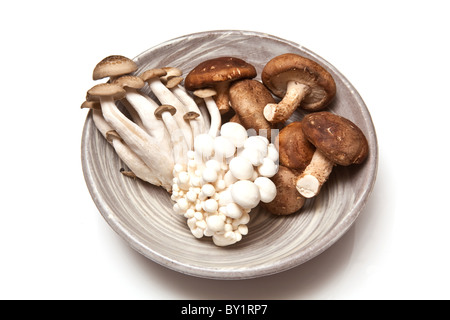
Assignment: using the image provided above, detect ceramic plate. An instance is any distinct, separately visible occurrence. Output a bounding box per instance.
[81,30,378,279]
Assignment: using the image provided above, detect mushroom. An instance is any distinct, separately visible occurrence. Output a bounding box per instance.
[193,88,221,137]
[164,75,207,137]
[86,83,174,184]
[113,75,172,152]
[262,53,336,123]
[276,121,315,173]
[296,111,369,198]
[229,79,277,141]
[140,68,193,149]
[92,55,138,81]
[263,166,306,215]
[91,108,170,190]
[184,57,257,115]
[154,104,189,167]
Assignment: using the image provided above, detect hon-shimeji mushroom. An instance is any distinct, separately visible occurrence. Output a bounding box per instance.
[113,75,173,155]
[184,57,257,115]
[262,53,336,124]
[193,88,221,138]
[90,108,169,188]
[140,68,194,150]
[86,83,174,186]
[154,104,189,167]
[92,55,138,81]
[296,111,369,198]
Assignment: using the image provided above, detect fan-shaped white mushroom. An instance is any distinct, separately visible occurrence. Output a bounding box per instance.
[87,83,174,187]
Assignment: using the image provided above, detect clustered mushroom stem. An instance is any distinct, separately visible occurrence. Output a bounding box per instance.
[124,89,173,151]
[99,96,174,182]
[264,81,311,123]
[296,149,335,198]
[92,109,170,190]
[145,78,194,149]
[157,106,189,166]
[170,85,207,134]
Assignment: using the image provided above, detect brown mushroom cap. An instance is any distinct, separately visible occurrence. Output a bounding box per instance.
[263,166,306,215]
[139,68,168,82]
[154,104,177,120]
[113,75,145,90]
[229,79,277,140]
[277,121,315,172]
[92,55,138,81]
[87,83,126,101]
[262,53,336,111]
[301,111,369,166]
[184,57,257,91]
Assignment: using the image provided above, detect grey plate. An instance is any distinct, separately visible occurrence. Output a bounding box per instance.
[81,30,378,279]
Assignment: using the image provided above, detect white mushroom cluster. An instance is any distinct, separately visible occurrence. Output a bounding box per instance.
[170,122,279,246]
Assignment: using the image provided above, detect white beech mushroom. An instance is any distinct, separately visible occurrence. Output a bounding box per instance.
[91,108,170,189]
[296,112,369,198]
[140,68,194,150]
[184,57,257,115]
[113,75,173,153]
[262,53,336,124]
[193,88,221,137]
[154,104,189,167]
[87,83,174,186]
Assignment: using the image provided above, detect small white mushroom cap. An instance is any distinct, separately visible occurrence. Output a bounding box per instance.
[225,202,243,219]
[194,133,215,159]
[229,156,254,180]
[231,180,261,209]
[220,122,248,148]
[203,199,219,213]
[254,177,277,203]
[206,215,225,232]
[258,158,278,177]
[213,136,236,159]
[239,147,265,166]
[267,143,279,163]
[244,136,269,156]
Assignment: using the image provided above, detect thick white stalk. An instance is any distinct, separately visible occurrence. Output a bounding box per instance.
[124,89,173,150]
[92,109,171,190]
[146,79,194,149]
[171,85,206,134]
[100,97,174,182]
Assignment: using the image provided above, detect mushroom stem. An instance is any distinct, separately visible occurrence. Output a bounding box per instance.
[143,75,194,150]
[170,84,207,135]
[99,96,174,182]
[155,105,189,167]
[123,89,173,148]
[92,109,171,190]
[264,81,311,123]
[295,149,334,198]
[194,89,221,137]
[214,82,231,115]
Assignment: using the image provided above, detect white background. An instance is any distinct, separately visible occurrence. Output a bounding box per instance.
[1,0,449,300]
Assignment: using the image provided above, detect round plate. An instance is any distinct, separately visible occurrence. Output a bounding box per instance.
[81,30,378,279]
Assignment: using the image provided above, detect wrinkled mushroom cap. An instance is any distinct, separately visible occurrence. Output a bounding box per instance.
[92,55,138,80]
[262,53,336,111]
[184,57,257,91]
[277,121,315,172]
[87,83,126,101]
[154,104,177,120]
[113,75,145,89]
[301,111,369,166]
